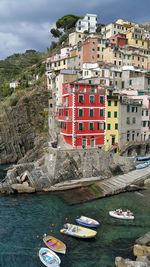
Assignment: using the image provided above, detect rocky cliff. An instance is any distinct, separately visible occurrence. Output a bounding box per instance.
[0,84,48,164]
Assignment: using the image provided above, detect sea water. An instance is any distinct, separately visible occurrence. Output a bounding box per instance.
[0,166,149,267]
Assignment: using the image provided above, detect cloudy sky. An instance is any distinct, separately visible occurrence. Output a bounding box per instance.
[0,0,150,59]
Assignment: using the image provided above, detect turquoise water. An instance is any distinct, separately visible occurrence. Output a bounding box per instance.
[0,167,150,267]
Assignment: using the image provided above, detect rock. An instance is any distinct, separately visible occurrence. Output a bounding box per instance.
[20,171,30,183]
[115,256,149,267]
[11,182,35,193]
[144,178,150,187]
[0,87,48,165]
[133,244,150,257]
[136,232,150,246]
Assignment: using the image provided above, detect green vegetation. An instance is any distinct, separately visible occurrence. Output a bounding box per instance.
[50,14,81,45]
[56,14,81,31]
[0,50,46,100]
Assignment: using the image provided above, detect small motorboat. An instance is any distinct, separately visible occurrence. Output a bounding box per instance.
[60,223,97,238]
[136,155,150,161]
[39,247,60,267]
[76,216,100,228]
[136,161,150,169]
[109,209,134,220]
[43,235,66,254]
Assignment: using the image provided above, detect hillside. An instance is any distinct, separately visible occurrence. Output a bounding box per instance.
[0,50,46,99]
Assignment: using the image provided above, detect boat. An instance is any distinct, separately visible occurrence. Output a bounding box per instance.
[43,235,66,254]
[136,161,150,169]
[75,216,100,228]
[60,223,97,238]
[39,247,61,267]
[109,209,134,220]
[136,155,150,162]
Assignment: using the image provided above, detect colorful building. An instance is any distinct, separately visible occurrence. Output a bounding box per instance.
[105,90,120,152]
[108,33,128,47]
[125,27,149,49]
[58,78,106,148]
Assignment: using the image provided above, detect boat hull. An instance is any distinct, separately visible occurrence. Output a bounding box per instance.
[43,235,66,254]
[109,211,134,220]
[39,247,60,267]
[75,218,99,228]
[136,156,150,161]
[136,161,150,169]
[60,223,97,238]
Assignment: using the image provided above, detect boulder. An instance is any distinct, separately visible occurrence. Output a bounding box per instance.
[133,244,150,257]
[136,232,150,246]
[20,171,30,183]
[144,178,150,187]
[11,182,35,193]
[115,256,149,267]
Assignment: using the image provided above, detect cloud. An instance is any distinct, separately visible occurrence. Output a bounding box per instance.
[0,0,149,59]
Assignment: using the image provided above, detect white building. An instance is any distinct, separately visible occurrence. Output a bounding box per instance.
[76,14,97,33]
[9,81,19,89]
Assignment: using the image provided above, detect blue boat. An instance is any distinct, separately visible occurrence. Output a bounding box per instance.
[76,216,100,228]
[136,155,150,162]
[136,161,150,169]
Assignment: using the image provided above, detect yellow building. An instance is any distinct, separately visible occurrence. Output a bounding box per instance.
[104,91,120,152]
[125,28,149,49]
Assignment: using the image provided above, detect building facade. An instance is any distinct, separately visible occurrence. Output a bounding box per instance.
[58,79,106,148]
[76,14,97,33]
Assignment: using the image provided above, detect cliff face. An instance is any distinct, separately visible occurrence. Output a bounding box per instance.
[0,86,48,164]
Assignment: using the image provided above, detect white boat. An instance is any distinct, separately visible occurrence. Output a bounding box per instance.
[109,209,134,220]
[76,216,100,228]
[39,247,60,267]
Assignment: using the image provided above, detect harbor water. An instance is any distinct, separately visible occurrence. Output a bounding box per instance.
[0,166,149,267]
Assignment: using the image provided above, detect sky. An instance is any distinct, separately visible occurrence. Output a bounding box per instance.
[0,0,150,59]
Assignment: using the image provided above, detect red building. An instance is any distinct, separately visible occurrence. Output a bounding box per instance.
[109,33,128,47]
[58,79,106,148]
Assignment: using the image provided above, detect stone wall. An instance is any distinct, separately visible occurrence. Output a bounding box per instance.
[45,147,134,185]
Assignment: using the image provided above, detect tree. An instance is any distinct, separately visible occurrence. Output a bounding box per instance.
[50,28,62,38]
[56,14,81,31]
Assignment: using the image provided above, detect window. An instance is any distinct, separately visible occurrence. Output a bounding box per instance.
[127,105,130,112]
[114,101,118,106]
[132,117,136,124]
[100,96,104,104]
[146,110,149,116]
[78,123,83,130]
[79,95,84,103]
[122,81,124,89]
[114,111,117,118]
[89,122,94,130]
[107,124,111,130]
[108,111,111,118]
[115,123,118,129]
[129,80,132,86]
[98,122,104,130]
[90,109,94,117]
[89,95,94,103]
[108,101,111,106]
[100,109,104,116]
[127,131,130,141]
[126,117,130,124]
[78,109,83,117]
